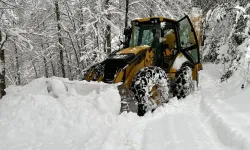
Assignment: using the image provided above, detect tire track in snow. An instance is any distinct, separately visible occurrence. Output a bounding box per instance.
[200,97,250,150]
[142,115,180,150]
[140,94,220,150]
[200,64,250,150]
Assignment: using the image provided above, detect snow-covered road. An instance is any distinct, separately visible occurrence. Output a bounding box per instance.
[0,64,249,150]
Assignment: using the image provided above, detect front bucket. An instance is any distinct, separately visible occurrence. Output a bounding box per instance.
[117,84,138,113]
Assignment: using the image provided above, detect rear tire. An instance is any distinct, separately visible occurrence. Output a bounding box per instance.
[131,66,170,116]
[174,65,193,99]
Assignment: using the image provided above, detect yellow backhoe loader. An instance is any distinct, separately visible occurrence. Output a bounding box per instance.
[80,15,202,116]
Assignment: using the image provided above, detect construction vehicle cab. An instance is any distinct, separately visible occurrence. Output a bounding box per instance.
[124,16,200,71]
[81,15,202,116]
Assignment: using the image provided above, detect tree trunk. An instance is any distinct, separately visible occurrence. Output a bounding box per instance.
[49,53,56,76]
[125,0,129,29]
[14,40,21,85]
[64,49,72,80]
[79,8,87,68]
[67,31,80,69]
[41,22,51,77]
[30,54,38,78]
[55,1,66,78]
[149,1,154,17]
[0,30,6,98]
[43,57,48,78]
[41,42,48,78]
[105,0,111,54]
[105,25,111,54]
[80,9,86,50]
[94,22,100,51]
[64,2,80,70]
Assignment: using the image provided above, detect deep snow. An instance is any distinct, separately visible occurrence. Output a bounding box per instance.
[0,64,250,150]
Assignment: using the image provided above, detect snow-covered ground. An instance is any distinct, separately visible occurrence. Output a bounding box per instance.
[0,64,250,150]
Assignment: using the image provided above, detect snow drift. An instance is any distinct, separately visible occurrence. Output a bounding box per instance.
[1,64,250,150]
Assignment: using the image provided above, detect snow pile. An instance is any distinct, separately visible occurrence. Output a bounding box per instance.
[0,76,204,150]
[1,64,250,150]
[4,77,121,115]
[0,77,124,149]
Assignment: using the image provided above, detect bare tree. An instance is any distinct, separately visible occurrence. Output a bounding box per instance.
[0,0,195,86]
[105,0,111,54]
[55,1,65,78]
[13,39,20,85]
[125,0,129,29]
[0,29,6,98]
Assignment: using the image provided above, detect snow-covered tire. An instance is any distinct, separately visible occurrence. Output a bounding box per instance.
[131,66,170,116]
[174,64,193,99]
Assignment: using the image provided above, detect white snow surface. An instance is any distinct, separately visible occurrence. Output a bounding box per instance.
[1,64,250,150]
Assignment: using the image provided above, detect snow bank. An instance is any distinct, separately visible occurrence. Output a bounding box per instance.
[0,77,123,149]
[4,77,121,115]
[1,64,250,150]
[0,77,188,150]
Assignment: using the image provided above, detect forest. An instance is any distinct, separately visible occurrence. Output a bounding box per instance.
[1,1,250,149]
[0,0,249,98]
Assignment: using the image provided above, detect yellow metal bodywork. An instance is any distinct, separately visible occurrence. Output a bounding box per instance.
[98,75,104,82]
[110,48,200,88]
[113,69,124,83]
[85,69,94,81]
[113,46,155,88]
[90,46,200,88]
[118,46,149,55]
[134,17,176,23]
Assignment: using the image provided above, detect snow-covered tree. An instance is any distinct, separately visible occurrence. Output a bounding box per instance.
[0,0,193,90]
[202,2,250,82]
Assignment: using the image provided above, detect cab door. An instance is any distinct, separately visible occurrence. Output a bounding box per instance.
[177,15,200,65]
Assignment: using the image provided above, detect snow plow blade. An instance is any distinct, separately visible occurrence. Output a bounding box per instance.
[117,84,138,113]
